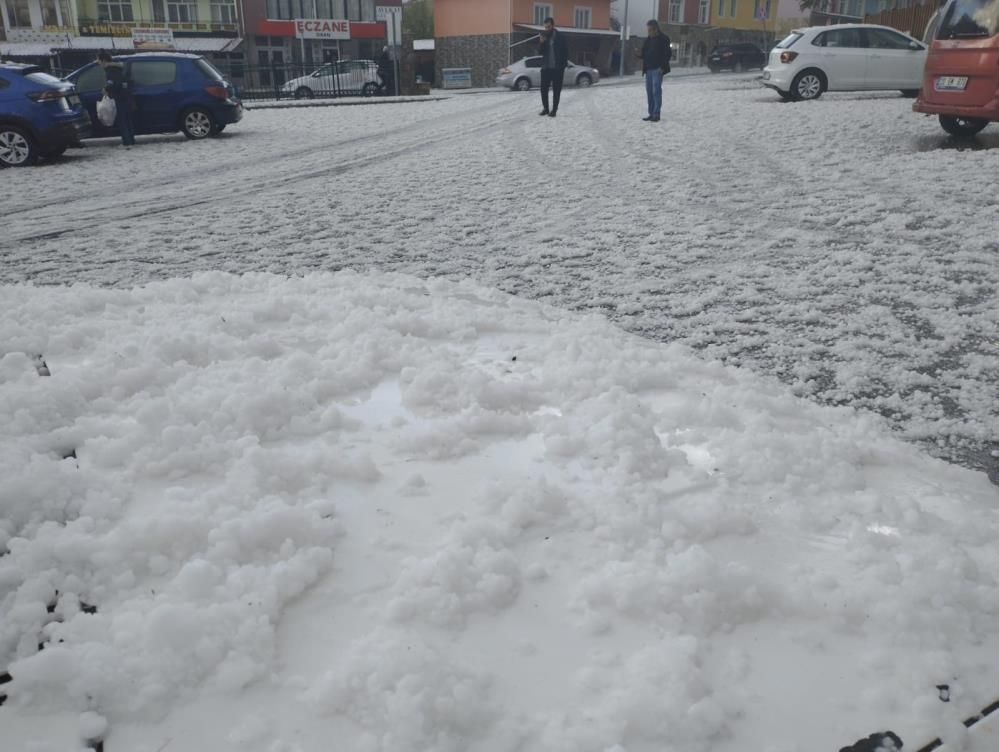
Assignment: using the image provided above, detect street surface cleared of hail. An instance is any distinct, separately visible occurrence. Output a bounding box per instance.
[2,74,997,482]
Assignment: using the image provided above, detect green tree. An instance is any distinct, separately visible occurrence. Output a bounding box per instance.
[403,0,434,39]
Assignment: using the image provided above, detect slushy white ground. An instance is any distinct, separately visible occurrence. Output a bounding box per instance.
[1,75,998,752]
[1,75,997,477]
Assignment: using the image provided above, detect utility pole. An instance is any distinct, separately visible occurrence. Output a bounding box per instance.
[618,0,629,77]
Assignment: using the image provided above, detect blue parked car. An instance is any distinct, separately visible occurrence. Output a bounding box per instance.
[0,62,91,167]
[65,52,243,141]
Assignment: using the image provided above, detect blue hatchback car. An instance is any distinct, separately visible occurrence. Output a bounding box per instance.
[0,63,91,167]
[65,52,243,141]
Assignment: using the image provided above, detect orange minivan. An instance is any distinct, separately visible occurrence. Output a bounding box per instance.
[913,0,999,136]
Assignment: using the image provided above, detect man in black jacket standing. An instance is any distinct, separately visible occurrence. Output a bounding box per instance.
[538,17,568,118]
[97,51,135,146]
[639,20,671,122]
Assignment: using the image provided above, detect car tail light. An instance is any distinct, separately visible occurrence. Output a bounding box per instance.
[204,84,229,100]
[780,51,798,63]
[27,89,64,102]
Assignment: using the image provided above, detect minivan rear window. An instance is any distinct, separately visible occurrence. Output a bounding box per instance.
[937,0,999,38]
[776,32,802,48]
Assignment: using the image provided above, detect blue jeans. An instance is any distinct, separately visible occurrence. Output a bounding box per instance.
[115,97,135,146]
[645,69,663,118]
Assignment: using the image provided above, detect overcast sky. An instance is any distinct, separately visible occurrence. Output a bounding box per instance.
[611,0,661,32]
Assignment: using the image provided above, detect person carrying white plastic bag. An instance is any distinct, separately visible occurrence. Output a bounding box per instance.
[96,51,135,146]
[96,93,116,127]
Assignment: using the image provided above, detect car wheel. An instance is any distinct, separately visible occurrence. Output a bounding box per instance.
[294,86,314,99]
[576,73,592,87]
[0,125,36,167]
[709,68,720,74]
[791,69,825,101]
[514,77,531,91]
[181,107,216,140]
[900,89,919,98]
[362,82,379,97]
[939,115,988,138]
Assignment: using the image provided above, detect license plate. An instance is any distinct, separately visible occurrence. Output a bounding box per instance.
[67,94,80,106]
[935,76,968,91]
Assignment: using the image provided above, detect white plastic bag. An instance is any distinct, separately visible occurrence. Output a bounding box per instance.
[97,94,116,127]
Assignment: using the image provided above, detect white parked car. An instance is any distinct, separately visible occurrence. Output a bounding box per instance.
[281,60,382,99]
[496,56,600,91]
[761,24,927,101]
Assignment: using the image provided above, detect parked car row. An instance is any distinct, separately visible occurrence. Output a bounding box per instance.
[0,52,242,167]
[759,0,998,138]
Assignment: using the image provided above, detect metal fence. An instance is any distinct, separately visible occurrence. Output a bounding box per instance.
[211,61,394,101]
[864,0,944,40]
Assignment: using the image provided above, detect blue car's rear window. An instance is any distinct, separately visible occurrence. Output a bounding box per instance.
[24,71,65,87]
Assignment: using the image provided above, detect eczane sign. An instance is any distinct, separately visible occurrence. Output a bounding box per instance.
[294,19,350,39]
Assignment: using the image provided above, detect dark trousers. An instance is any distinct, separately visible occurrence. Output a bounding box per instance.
[540,68,564,114]
[114,96,135,146]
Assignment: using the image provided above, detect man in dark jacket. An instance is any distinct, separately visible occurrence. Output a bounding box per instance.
[97,51,134,146]
[638,20,671,122]
[537,17,568,118]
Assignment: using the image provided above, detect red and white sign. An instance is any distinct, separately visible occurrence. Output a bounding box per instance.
[294,19,350,40]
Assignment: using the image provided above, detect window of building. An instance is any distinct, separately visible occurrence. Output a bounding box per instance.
[574,6,591,27]
[211,0,237,23]
[97,0,134,22]
[699,0,709,22]
[729,0,737,17]
[3,0,30,26]
[534,3,553,25]
[753,0,771,19]
[716,0,725,16]
[167,0,197,22]
[669,0,683,23]
[345,0,360,20]
[361,0,375,21]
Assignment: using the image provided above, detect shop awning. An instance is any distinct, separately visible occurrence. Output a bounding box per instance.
[0,42,62,56]
[5,36,244,53]
[514,24,621,37]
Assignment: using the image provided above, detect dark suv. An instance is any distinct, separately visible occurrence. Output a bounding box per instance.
[708,43,767,72]
[0,63,91,166]
[65,53,242,141]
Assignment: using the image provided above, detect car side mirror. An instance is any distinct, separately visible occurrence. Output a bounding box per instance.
[909,41,922,50]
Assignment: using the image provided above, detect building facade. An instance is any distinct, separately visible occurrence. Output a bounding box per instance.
[1,0,242,70]
[435,0,618,88]
[240,0,399,77]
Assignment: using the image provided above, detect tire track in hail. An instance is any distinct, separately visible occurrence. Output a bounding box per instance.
[2,95,520,220]
[8,100,529,246]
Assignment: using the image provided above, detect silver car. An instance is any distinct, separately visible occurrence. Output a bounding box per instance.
[281,60,382,99]
[496,56,600,91]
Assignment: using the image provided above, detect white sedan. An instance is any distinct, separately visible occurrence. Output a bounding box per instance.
[281,60,382,99]
[496,56,600,91]
[761,24,927,101]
